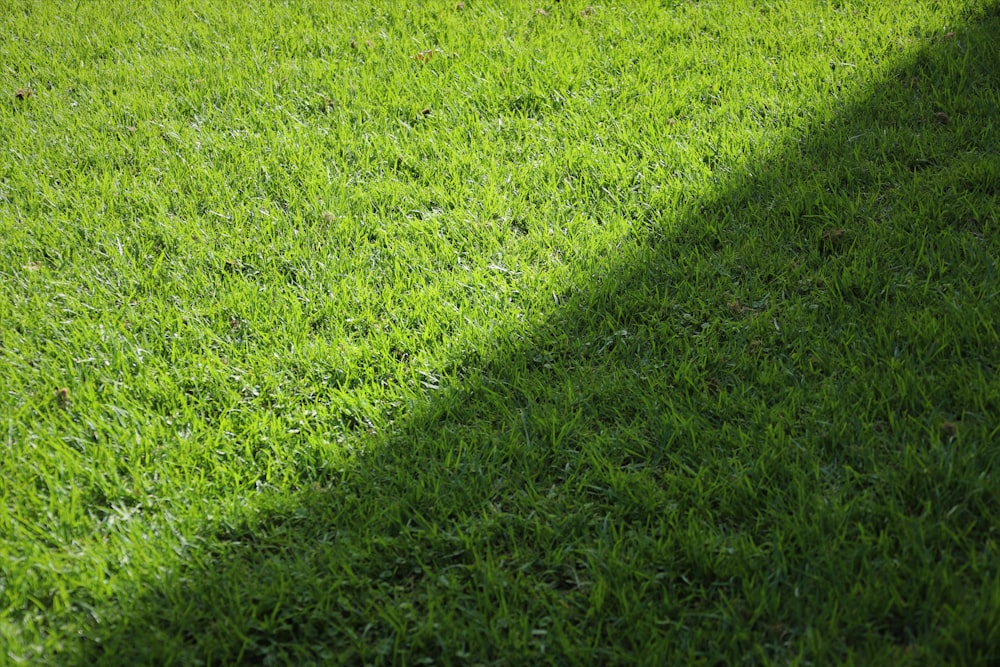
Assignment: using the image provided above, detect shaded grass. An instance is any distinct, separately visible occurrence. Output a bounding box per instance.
[1,0,999,664]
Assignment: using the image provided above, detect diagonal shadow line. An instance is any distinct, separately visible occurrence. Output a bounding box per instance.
[73,5,999,665]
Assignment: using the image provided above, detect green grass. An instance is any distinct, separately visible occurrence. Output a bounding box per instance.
[2,0,999,664]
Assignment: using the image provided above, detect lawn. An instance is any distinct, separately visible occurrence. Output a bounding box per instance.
[1,0,999,664]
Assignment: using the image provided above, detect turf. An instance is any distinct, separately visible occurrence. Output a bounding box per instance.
[1,0,999,664]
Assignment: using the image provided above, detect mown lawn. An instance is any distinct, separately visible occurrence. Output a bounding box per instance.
[1,0,998,664]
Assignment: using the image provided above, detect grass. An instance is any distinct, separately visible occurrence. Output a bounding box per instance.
[1,0,999,664]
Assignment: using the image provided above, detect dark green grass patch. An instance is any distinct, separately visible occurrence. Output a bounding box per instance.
[2,0,999,664]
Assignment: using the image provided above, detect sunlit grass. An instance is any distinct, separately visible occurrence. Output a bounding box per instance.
[2,0,998,663]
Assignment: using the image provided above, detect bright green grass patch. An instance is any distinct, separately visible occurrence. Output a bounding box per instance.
[2,0,999,664]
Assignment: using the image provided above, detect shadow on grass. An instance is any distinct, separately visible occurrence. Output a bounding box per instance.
[76,7,999,665]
